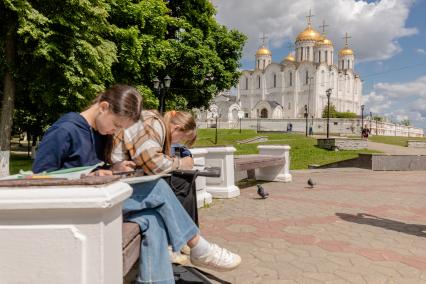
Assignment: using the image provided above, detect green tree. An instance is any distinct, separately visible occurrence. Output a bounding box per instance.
[336,111,357,118]
[322,103,337,118]
[108,0,246,109]
[400,119,410,126]
[0,0,116,175]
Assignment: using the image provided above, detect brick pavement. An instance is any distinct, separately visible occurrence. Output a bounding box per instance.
[198,169,426,283]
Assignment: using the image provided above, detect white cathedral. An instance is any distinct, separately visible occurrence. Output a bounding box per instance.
[205,16,362,122]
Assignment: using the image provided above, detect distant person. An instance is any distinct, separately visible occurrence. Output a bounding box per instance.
[362,126,370,140]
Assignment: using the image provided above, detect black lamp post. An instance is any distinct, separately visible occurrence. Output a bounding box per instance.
[214,113,220,144]
[361,104,365,137]
[153,75,171,115]
[238,111,244,133]
[369,111,372,133]
[326,88,332,138]
[304,104,308,137]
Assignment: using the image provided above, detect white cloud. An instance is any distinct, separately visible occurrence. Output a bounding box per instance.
[213,0,417,62]
[363,76,426,129]
[416,48,426,54]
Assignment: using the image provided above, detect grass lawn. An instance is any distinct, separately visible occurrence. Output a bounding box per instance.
[369,135,426,147]
[10,154,33,175]
[195,129,379,170]
[9,129,381,173]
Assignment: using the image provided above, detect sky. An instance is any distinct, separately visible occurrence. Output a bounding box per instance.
[212,0,426,130]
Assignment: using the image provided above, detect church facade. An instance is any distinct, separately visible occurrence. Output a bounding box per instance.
[208,20,362,121]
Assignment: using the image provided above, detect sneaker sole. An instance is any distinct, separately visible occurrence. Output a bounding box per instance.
[190,257,241,272]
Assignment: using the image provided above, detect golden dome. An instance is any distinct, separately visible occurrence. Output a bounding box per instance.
[256,46,272,56]
[316,37,333,46]
[283,53,295,62]
[296,25,323,42]
[339,47,354,56]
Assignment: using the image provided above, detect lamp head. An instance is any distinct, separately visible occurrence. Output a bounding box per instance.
[153,77,160,89]
[164,75,171,88]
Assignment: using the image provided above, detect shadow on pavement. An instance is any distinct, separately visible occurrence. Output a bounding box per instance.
[336,212,426,238]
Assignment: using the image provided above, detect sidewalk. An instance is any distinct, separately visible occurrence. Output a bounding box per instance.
[199,169,426,283]
[367,141,426,155]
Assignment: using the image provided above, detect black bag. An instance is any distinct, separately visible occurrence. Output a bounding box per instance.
[172,264,231,284]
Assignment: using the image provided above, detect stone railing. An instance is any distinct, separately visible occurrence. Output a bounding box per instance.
[0,179,132,284]
[407,140,426,148]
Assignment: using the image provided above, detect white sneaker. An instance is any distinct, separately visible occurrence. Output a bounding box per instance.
[180,244,191,255]
[190,243,241,272]
[169,246,190,265]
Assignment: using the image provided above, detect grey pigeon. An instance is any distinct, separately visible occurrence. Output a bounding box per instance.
[307,178,316,188]
[257,184,269,199]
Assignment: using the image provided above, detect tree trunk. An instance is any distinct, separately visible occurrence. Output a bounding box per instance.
[0,26,16,177]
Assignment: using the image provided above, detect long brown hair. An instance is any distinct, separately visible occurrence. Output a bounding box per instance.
[96,85,143,162]
[162,110,197,155]
[91,84,142,121]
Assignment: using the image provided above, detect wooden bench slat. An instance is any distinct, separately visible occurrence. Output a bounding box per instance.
[122,222,140,248]
[122,234,141,276]
[235,155,285,171]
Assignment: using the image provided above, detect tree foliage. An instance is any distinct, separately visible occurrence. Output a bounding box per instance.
[1,0,246,136]
[321,103,337,118]
[400,119,410,126]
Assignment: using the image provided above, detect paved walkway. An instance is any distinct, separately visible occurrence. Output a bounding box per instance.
[367,141,426,155]
[199,169,426,283]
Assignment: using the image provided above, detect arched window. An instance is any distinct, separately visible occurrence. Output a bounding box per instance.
[263,59,265,69]
[289,72,293,86]
[260,108,268,118]
[318,51,321,62]
[273,74,277,88]
[305,70,309,85]
[300,47,303,61]
[325,51,328,63]
[347,60,350,69]
[288,102,291,110]
[245,77,248,90]
[330,72,334,87]
[321,70,325,86]
[257,60,260,69]
[307,47,310,61]
[257,76,261,89]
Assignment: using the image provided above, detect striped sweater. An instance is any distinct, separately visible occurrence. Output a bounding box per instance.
[111,110,179,175]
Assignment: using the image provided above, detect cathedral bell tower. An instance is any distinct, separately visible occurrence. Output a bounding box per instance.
[255,33,272,70]
[315,20,334,65]
[338,32,355,70]
[295,10,323,63]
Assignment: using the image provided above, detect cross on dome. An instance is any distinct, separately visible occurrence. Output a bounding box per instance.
[343,32,352,47]
[306,9,315,26]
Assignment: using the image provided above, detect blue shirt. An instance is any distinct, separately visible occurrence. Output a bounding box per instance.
[32,112,107,173]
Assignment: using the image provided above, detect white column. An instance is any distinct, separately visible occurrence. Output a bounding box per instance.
[0,181,132,284]
[204,146,240,198]
[190,148,212,208]
[256,145,292,182]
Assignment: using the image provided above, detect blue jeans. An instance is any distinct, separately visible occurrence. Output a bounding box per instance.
[123,178,200,284]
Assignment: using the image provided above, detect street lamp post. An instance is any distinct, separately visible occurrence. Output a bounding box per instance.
[213,113,220,144]
[361,104,365,138]
[153,75,171,115]
[237,110,244,133]
[304,104,308,137]
[326,88,332,138]
[369,111,372,134]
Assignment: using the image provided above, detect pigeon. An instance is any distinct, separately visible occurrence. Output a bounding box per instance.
[256,184,269,199]
[307,178,316,188]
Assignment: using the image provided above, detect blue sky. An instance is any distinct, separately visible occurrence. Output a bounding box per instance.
[214,0,426,130]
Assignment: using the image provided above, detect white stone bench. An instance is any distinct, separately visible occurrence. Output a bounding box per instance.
[196,145,292,199]
[407,140,426,148]
[235,145,292,182]
[0,176,132,284]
